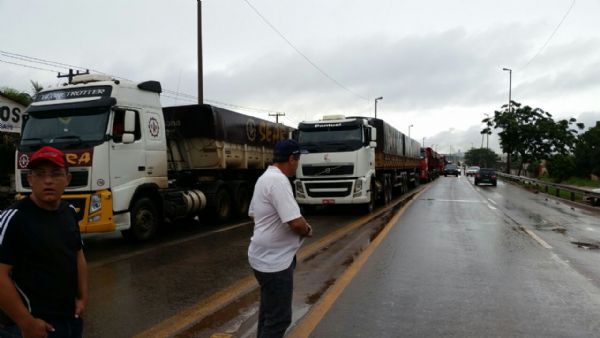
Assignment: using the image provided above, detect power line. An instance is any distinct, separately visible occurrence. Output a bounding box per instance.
[520,0,576,70]
[0,58,60,73]
[0,49,293,120]
[241,0,369,102]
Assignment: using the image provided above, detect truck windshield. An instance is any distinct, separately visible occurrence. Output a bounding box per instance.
[20,107,110,149]
[298,127,363,152]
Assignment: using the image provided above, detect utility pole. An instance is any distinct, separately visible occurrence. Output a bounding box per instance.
[197,0,203,104]
[269,112,285,124]
[57,69,89,84]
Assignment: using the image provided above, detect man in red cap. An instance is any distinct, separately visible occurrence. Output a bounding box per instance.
[0,146,88,338]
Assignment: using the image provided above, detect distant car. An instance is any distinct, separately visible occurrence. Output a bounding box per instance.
[466,166,480,177]
[474,168,497,186]
[444,164,460,177]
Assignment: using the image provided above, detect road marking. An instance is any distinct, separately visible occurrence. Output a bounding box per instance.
[522,228,553,249]
[486,204,497,210]
[286,185,430,338]
[135,187,427,338]
[487,198,497,205]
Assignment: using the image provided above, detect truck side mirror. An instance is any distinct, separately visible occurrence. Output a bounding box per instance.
[124,110,136,133]
[369,141,377,148]
[370,128,377,141]
[122,133,135,144]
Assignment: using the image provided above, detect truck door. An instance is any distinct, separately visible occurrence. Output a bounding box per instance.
[109,109,146,209]
[142,110,167,179]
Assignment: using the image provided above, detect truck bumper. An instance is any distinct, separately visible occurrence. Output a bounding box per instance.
[295,178,370,205]
[62,190,115,233]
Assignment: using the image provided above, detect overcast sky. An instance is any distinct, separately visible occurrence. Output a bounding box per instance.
[1,0,599,154]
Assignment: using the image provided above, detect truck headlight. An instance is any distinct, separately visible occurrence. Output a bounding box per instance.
[354,179,363,194]
[90,194,102,214]
[295,181,305,195]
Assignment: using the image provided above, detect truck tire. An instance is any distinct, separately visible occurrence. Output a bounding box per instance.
[361,182,376,214]
[212,187,232,222]
[231,183,251,218]
[123,198,159,241]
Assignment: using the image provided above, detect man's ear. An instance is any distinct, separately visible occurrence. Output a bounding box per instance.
[65,172,72,185]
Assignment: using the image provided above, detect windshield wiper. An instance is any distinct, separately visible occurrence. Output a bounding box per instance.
[52,135,83,144]
[325,142,350,150]
[21,137,43,145]
[51,135,84,147]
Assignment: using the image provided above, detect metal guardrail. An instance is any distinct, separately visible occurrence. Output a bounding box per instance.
[497,172,600,206]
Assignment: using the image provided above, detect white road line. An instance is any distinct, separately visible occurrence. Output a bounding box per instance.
[486,204,497,210]
[523,228,553,249]
[487,198,497,205]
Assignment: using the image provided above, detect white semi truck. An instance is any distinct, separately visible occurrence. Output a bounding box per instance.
[15,74,292,241]
[294,115,421,212]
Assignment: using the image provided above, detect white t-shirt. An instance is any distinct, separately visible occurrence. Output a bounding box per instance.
[248,166,303,273]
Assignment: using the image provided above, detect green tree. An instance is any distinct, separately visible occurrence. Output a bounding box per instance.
[574,121,600,178]
[546,154,576,182]
[0,87,32,106]
[464,148,500,168]
[484,101,583,175]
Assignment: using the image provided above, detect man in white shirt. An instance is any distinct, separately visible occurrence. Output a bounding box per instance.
[248,139,312,338]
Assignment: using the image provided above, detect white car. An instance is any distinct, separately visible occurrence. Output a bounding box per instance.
[466,166,480,177]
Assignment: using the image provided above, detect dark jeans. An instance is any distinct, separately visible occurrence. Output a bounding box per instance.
[0,317,83,338]
[253,258,296,338]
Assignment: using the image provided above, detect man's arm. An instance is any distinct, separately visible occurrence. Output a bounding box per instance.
[74,250,88,318]
[288,216,312,237]
[0,263,54,337]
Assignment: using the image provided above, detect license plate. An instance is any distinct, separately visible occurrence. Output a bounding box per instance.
[322,199,335,205]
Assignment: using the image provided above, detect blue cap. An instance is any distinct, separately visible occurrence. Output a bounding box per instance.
[273,139,305,162]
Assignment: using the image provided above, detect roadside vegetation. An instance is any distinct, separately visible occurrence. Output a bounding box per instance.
[481,101,599,187]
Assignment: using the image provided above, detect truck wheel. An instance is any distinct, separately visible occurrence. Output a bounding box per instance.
[212,187,232,222]
[361,182,376,214]
[232,183,251,217]
[384,181,392,204]
[125,198,159,241]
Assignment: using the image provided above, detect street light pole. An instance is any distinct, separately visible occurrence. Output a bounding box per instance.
[503,68,512,113]
[503,67,513,173]
[374,96,383,118]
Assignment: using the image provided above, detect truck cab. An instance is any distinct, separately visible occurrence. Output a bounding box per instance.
[16,74,167,236]
[294,115,377,211]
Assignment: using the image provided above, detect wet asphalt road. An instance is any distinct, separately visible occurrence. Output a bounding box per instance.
[82,209,359,338]
[311,175,600,337]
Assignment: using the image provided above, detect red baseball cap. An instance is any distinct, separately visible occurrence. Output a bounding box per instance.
[28,146,66,169]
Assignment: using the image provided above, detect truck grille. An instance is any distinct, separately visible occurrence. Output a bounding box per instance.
[305,182,353,197]
[302,165,354,176]
[21,170,89,188]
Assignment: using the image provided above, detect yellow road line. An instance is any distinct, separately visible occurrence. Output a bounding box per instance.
[135,188,424,337]
[287,185,429,338]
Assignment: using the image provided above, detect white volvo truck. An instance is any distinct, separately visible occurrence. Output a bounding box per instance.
[16,74,292,241]
[294,115,421,213]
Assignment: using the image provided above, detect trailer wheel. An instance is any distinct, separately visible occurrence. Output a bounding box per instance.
[124,198,159,241]
[212,187,232,222]
[232,183,251,217]
[384,178,392,205]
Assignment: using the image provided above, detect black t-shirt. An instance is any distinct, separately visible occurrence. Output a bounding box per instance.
[0,197,82,321]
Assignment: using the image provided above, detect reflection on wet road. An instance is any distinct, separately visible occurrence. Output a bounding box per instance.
[309,175,600,337]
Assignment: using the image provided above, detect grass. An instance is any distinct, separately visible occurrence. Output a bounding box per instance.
[538,176,600,188]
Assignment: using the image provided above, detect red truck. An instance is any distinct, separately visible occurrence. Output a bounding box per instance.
[419,147,444,182]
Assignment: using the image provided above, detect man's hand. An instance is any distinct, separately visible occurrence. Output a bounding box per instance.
[75,297,86,318]
[304,223,313,237]
[20,317,54,338]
